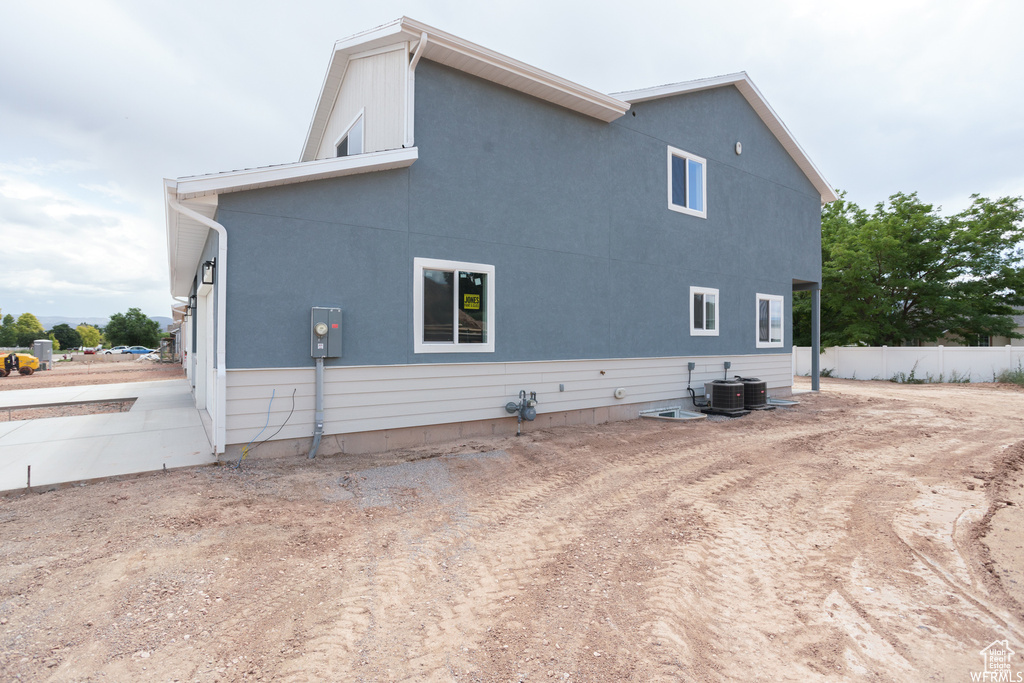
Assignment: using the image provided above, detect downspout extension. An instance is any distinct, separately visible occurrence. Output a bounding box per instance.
[166,191,228,455]
[308,357,325,459]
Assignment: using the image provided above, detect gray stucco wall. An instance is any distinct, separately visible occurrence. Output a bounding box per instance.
[217,60,822,369]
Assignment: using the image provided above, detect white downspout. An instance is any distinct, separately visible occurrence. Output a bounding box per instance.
[404,32,427,148]
[167,193,228,456]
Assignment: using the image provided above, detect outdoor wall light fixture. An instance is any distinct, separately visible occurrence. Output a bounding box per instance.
[202,259,216,286]
[189,294,197,309]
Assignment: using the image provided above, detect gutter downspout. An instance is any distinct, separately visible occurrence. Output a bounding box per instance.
[404,32,428,148]
[167,191,228,455]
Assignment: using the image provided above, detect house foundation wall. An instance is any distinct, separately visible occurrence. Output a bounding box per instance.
[223,386,793,462]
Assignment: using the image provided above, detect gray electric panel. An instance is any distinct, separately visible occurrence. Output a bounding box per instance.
[311,307,342,358]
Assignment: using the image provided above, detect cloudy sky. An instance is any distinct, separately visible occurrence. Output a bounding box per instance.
[1,0,1021,320]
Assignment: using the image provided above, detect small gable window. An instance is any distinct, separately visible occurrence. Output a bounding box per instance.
[667,146,706,218]
[335,112,364,158]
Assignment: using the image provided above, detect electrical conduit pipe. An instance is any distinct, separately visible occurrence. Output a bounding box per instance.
[308,357,324,459]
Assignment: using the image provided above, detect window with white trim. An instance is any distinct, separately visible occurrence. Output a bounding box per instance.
[756,293,784,348]
[667,146,706,218]
[335,111,364,157]
[690,286,719,336]
[413,257,495,353]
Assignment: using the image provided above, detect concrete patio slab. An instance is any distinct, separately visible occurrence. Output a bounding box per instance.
[0,379,214,492]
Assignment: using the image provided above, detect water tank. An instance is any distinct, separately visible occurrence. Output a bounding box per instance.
[709,379,745,412]
[736,376,768,409]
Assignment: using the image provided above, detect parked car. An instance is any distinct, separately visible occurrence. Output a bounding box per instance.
[83,347,96,355]
[124,346,155,354]
[103,346,128,355]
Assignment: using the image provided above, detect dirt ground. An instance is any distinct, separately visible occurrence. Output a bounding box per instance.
[2,377,1024,681]
[0,355,184,391]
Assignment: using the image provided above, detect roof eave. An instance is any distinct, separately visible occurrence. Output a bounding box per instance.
[177,147,418,200]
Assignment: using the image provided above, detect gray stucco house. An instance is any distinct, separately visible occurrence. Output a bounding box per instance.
[165,18,834,457]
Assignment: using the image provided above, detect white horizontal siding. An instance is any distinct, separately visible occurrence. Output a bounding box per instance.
[316,47,407,159]
[224,354,792,447]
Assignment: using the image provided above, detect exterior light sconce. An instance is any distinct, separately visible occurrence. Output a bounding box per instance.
[202,259,216,286]
[189,294,197,310]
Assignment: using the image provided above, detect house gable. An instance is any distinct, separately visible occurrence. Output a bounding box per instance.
[615,74,837,204]
[313,44,409,160]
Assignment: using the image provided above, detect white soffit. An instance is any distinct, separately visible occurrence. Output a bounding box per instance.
[300,17,630,162]
[165,188,217,299]
[614,73,838,204]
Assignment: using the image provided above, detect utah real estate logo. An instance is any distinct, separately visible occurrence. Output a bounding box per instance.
[973,640,1021,682]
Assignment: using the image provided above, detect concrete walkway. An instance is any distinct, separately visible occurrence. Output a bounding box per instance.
[0,379,214,492]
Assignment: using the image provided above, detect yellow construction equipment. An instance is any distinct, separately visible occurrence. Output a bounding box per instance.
[1,352,40,376]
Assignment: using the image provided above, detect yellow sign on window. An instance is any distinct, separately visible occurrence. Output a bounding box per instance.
[463,294,480,310]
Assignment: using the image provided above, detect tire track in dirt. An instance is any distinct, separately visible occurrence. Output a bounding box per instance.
[10,379,1024,682]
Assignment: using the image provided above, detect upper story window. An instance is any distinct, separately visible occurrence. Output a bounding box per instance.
[690,286,719,336]
[667,146,706,218]
[413,257,495,354]
[756,293,784,348]
[335,111,364,157]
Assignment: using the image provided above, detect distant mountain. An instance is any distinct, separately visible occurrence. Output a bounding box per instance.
[37,316,175,331]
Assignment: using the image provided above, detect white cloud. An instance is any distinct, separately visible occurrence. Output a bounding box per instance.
[0,171,168,317]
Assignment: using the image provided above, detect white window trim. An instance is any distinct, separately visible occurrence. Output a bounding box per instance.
[755,293,784,349]
[667,146,707,219]
[413,257,495,354]
[333,108,365,157]
[689,286,719,336]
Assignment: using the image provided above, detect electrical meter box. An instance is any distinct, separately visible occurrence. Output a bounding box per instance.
[310,307,342,358]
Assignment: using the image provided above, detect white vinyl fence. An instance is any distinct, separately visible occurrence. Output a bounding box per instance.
[793,345,1024,383]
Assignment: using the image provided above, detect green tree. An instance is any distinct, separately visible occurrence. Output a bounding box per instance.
[49,323,82,350]
[0,313,15,347]
[104,308,162,347]
[76,324,102,348]
[15,312,45,348]
[795,192,1024,346]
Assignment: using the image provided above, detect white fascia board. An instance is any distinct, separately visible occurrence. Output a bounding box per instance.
[400,17,630,122]
[299,17,630,161]
[174,147,418,200]
[612,72,753,103]
[614,73,838,205]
